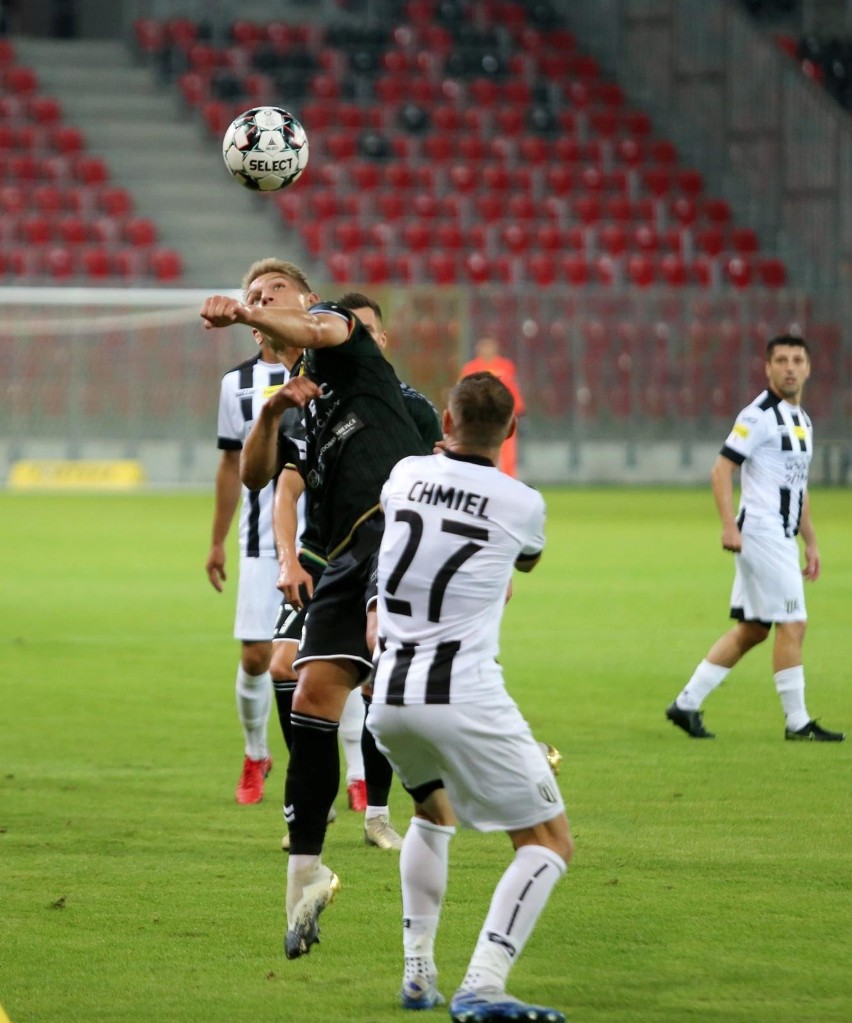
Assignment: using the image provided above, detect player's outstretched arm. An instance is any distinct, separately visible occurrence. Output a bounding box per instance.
[201,297,350,353]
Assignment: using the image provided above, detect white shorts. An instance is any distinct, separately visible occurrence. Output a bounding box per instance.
[367,691,565,832]
[730,522,806,624]
[233,555,281,641]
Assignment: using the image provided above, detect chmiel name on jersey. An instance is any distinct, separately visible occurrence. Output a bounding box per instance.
[406,480,490,519]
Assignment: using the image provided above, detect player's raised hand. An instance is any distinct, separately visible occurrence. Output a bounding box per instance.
[200,295,248,329]
[276,376,322,409]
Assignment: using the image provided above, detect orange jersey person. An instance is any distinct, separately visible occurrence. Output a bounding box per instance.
[459,337,525,477]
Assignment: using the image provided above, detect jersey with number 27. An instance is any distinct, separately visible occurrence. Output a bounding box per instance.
[372,451,546,705]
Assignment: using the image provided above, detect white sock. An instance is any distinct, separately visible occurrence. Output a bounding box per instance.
[339,688,365,783]
[676,659,731,711]
[775,665,809,730]
[401,817,455,979]
[286,854,322,918]
[366,805,390,821]
[461,845,566,994]
[235,665,271,760]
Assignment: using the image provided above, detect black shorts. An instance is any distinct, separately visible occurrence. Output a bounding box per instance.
[272,554,325,643]
[293,514,383,682]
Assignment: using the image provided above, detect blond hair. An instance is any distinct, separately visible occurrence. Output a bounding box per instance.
[241,258,313,298]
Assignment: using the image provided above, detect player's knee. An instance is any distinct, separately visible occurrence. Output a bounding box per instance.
[269,643,296,682]
[740,622,770,649]
[240,641,272,676]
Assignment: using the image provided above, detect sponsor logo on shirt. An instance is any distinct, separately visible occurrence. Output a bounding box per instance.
[733,423,749,438]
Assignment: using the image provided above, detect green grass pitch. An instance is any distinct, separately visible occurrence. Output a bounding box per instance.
[1,488,850,1023]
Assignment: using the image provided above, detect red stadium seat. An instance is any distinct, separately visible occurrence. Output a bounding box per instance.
[725,256,752,288]
[360,251,392,283]
[424,251,458,284]
[626,254,655,287]
[124,217,158,246]
[349,160,381,190]
[422,134,455,163]
[3,66,39,94]
[598,223,628,256]
[525,253,558,286]
[435,222,465,250]
[534,224,565,252]
[481,164,512,192]
[702,198,733,225]
[499,224,531,255]
[677,168,704,197]
[27,95,62,123]
[448,165,478,194]
[457,135,487,163]
[471,193,504,224]
[560,254,590,286]
[757,257,787,287]
[44,245,75,278]
[56,215,90,245]
[384,164,416,190]
[401,220,432,252]
[731,227,759,254]
[696,227,726,257]
[573,196,603,225]
[506,194,537,221]
[74,155,109,185]
[148,247,183,281]
[81,246,113,279]
[32,184,64,214]
[55,126,85,154]
[658,253,688,286]
[332,219,363,251]
[374,192,407,221]
[18,214,53,244]
[632,224,660,253]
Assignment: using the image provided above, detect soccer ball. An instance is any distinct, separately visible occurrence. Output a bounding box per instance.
[222,106,309,191]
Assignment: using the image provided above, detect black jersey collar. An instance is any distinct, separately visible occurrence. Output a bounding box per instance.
[444,450,495,468]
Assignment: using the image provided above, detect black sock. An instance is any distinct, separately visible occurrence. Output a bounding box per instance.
[285,712,339,856]
[361,694,393,806]
[272,677,296,750]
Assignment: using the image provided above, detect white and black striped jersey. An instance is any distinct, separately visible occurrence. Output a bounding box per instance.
[372,451,545,705]
[217,354,294,558]
[720,389,813,538]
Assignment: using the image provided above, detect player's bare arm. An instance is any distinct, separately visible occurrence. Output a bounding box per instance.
[274,468,313,608]
[798,491,821,581]
[201,297,350,352]
[241,378,321,490]
[710,454,742,552]
[206,449,241,592]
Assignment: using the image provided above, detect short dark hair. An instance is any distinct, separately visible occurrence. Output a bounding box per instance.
[337,292,382,322]
[448,372,514,447]
[766,334,810,359]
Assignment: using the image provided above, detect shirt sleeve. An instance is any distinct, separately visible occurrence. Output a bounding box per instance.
[519,491,546,557]
[216,372,244,451]
[719,405,770,465]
